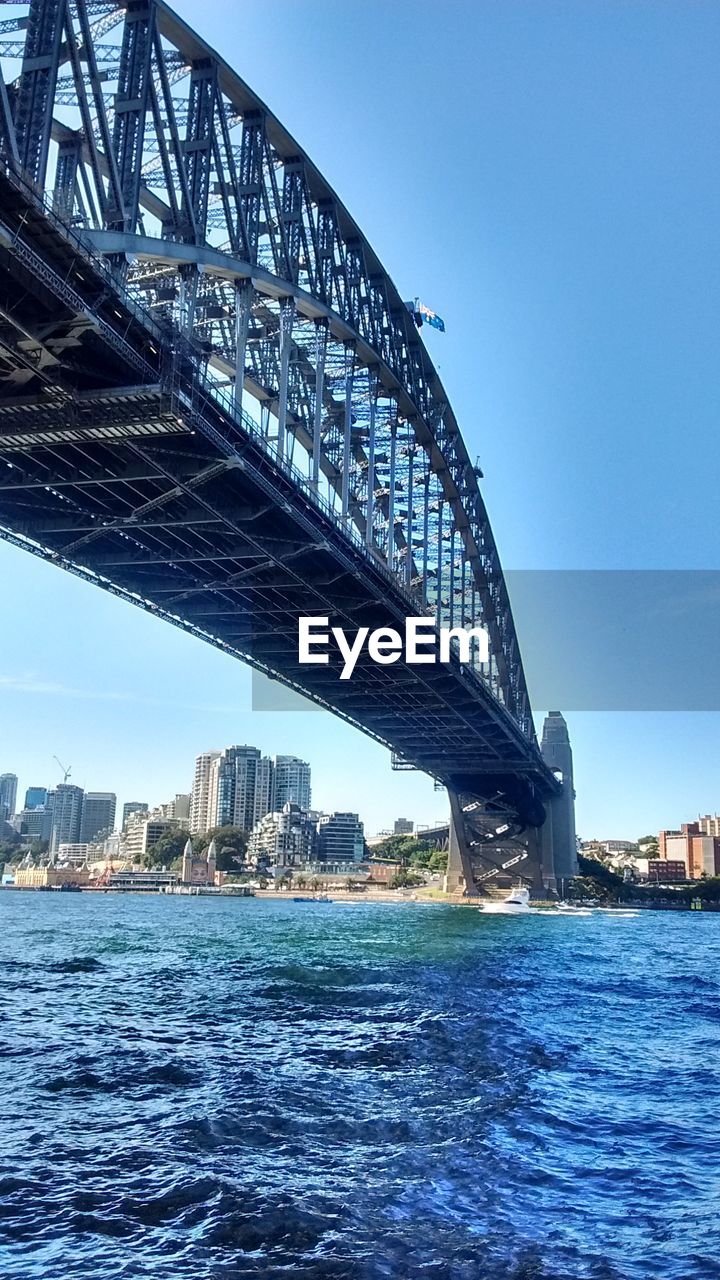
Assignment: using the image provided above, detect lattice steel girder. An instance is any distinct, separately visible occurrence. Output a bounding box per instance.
[0,0,533,732]
[13,0,63,186]
[109,0,154,229]
[0,4,556,818]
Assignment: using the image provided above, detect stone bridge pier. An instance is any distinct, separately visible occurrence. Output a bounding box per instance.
[446,712,578,896]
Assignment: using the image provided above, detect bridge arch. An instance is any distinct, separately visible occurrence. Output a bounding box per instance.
[0,0,573,887]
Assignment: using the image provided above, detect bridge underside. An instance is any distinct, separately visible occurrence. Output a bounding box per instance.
[0,166,557,833]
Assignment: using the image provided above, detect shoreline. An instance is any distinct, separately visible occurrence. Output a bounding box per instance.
[1,884,717,911]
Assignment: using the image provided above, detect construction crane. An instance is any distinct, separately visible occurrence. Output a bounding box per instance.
[53,756,72,784]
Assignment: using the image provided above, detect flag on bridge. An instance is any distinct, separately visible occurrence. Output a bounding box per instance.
[416,301,445,332]
[406,298,446,332]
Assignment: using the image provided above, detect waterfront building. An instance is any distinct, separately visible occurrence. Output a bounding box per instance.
[24,786,47,811]
[48,784,84,853]
[393,818,414,835]
[190,751,221,834]
[106,869,177,891]
[180,837,216,885]
[249,803,317,869]
[0,774,18,822]
[272,756,311,812]
[367,861,403,884]
[14,864,89,888]
[698,815,720,837]
[647,859,688,883]
[658,823,720,879]
[122,801,148,829]
[316,812,365,864]
[80,792,117,844]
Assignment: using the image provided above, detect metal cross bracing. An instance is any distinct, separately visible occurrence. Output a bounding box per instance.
[0,0,561,833]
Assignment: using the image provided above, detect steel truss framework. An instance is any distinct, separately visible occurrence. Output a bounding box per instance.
[0,0,560,838]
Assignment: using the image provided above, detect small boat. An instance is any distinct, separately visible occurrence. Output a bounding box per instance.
[480,886,532,914]
[292,894,330,903]
[555,902,593,916]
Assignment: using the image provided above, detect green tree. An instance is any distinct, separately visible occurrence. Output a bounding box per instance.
[196,826,248,869]
[370,835,435,868]
[428,849,448,874]
[389,869,424,890]
[0,840,21,864]
[143,828,190,868]
[573,855,627,903]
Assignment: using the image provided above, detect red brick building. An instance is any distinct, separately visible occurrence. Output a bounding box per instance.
[658,823,720,879]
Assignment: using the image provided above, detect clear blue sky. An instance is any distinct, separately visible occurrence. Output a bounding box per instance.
[2,0,720,839]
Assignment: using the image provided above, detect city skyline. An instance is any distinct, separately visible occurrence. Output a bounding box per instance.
[2,736,404,842]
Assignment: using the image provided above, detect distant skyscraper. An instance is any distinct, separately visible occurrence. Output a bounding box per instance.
[0,774,18,822]
[272,756,311,812]
[213,745,272,832]
[24,786,48,811]
[48,784,84,853]
[80,792,117,843]
[122,801,148,830]
[190,751,221,834]
[191,746,308,835]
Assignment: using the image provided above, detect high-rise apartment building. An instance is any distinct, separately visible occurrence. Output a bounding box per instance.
[80,792,117,843]
[0,774,18,822]
[249,803,317,869]
[123,811,179,863]
[48,784,84,853]
[122,801,148,830]
[190,751,221,834]
[212,746,273,832]
[191,746,311,835]
[272,756,311,812]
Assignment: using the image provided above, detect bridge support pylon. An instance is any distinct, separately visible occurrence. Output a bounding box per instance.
[528,712,578,894]
[446,790,480,896]
[444,713,578,897]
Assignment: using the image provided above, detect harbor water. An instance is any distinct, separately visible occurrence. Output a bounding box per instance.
[1,894,719,1279]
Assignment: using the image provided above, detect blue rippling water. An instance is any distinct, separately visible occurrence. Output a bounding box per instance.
[1,894,720,1280]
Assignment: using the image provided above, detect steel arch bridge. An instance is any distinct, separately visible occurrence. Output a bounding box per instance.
[0,0,574,890]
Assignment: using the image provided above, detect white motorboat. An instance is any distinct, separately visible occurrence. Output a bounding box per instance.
[479,886,532,914]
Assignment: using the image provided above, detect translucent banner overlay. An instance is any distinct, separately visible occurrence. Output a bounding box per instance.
[251,571,720,712]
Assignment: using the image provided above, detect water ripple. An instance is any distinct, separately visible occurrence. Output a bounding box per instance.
[0,895,717,1278]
